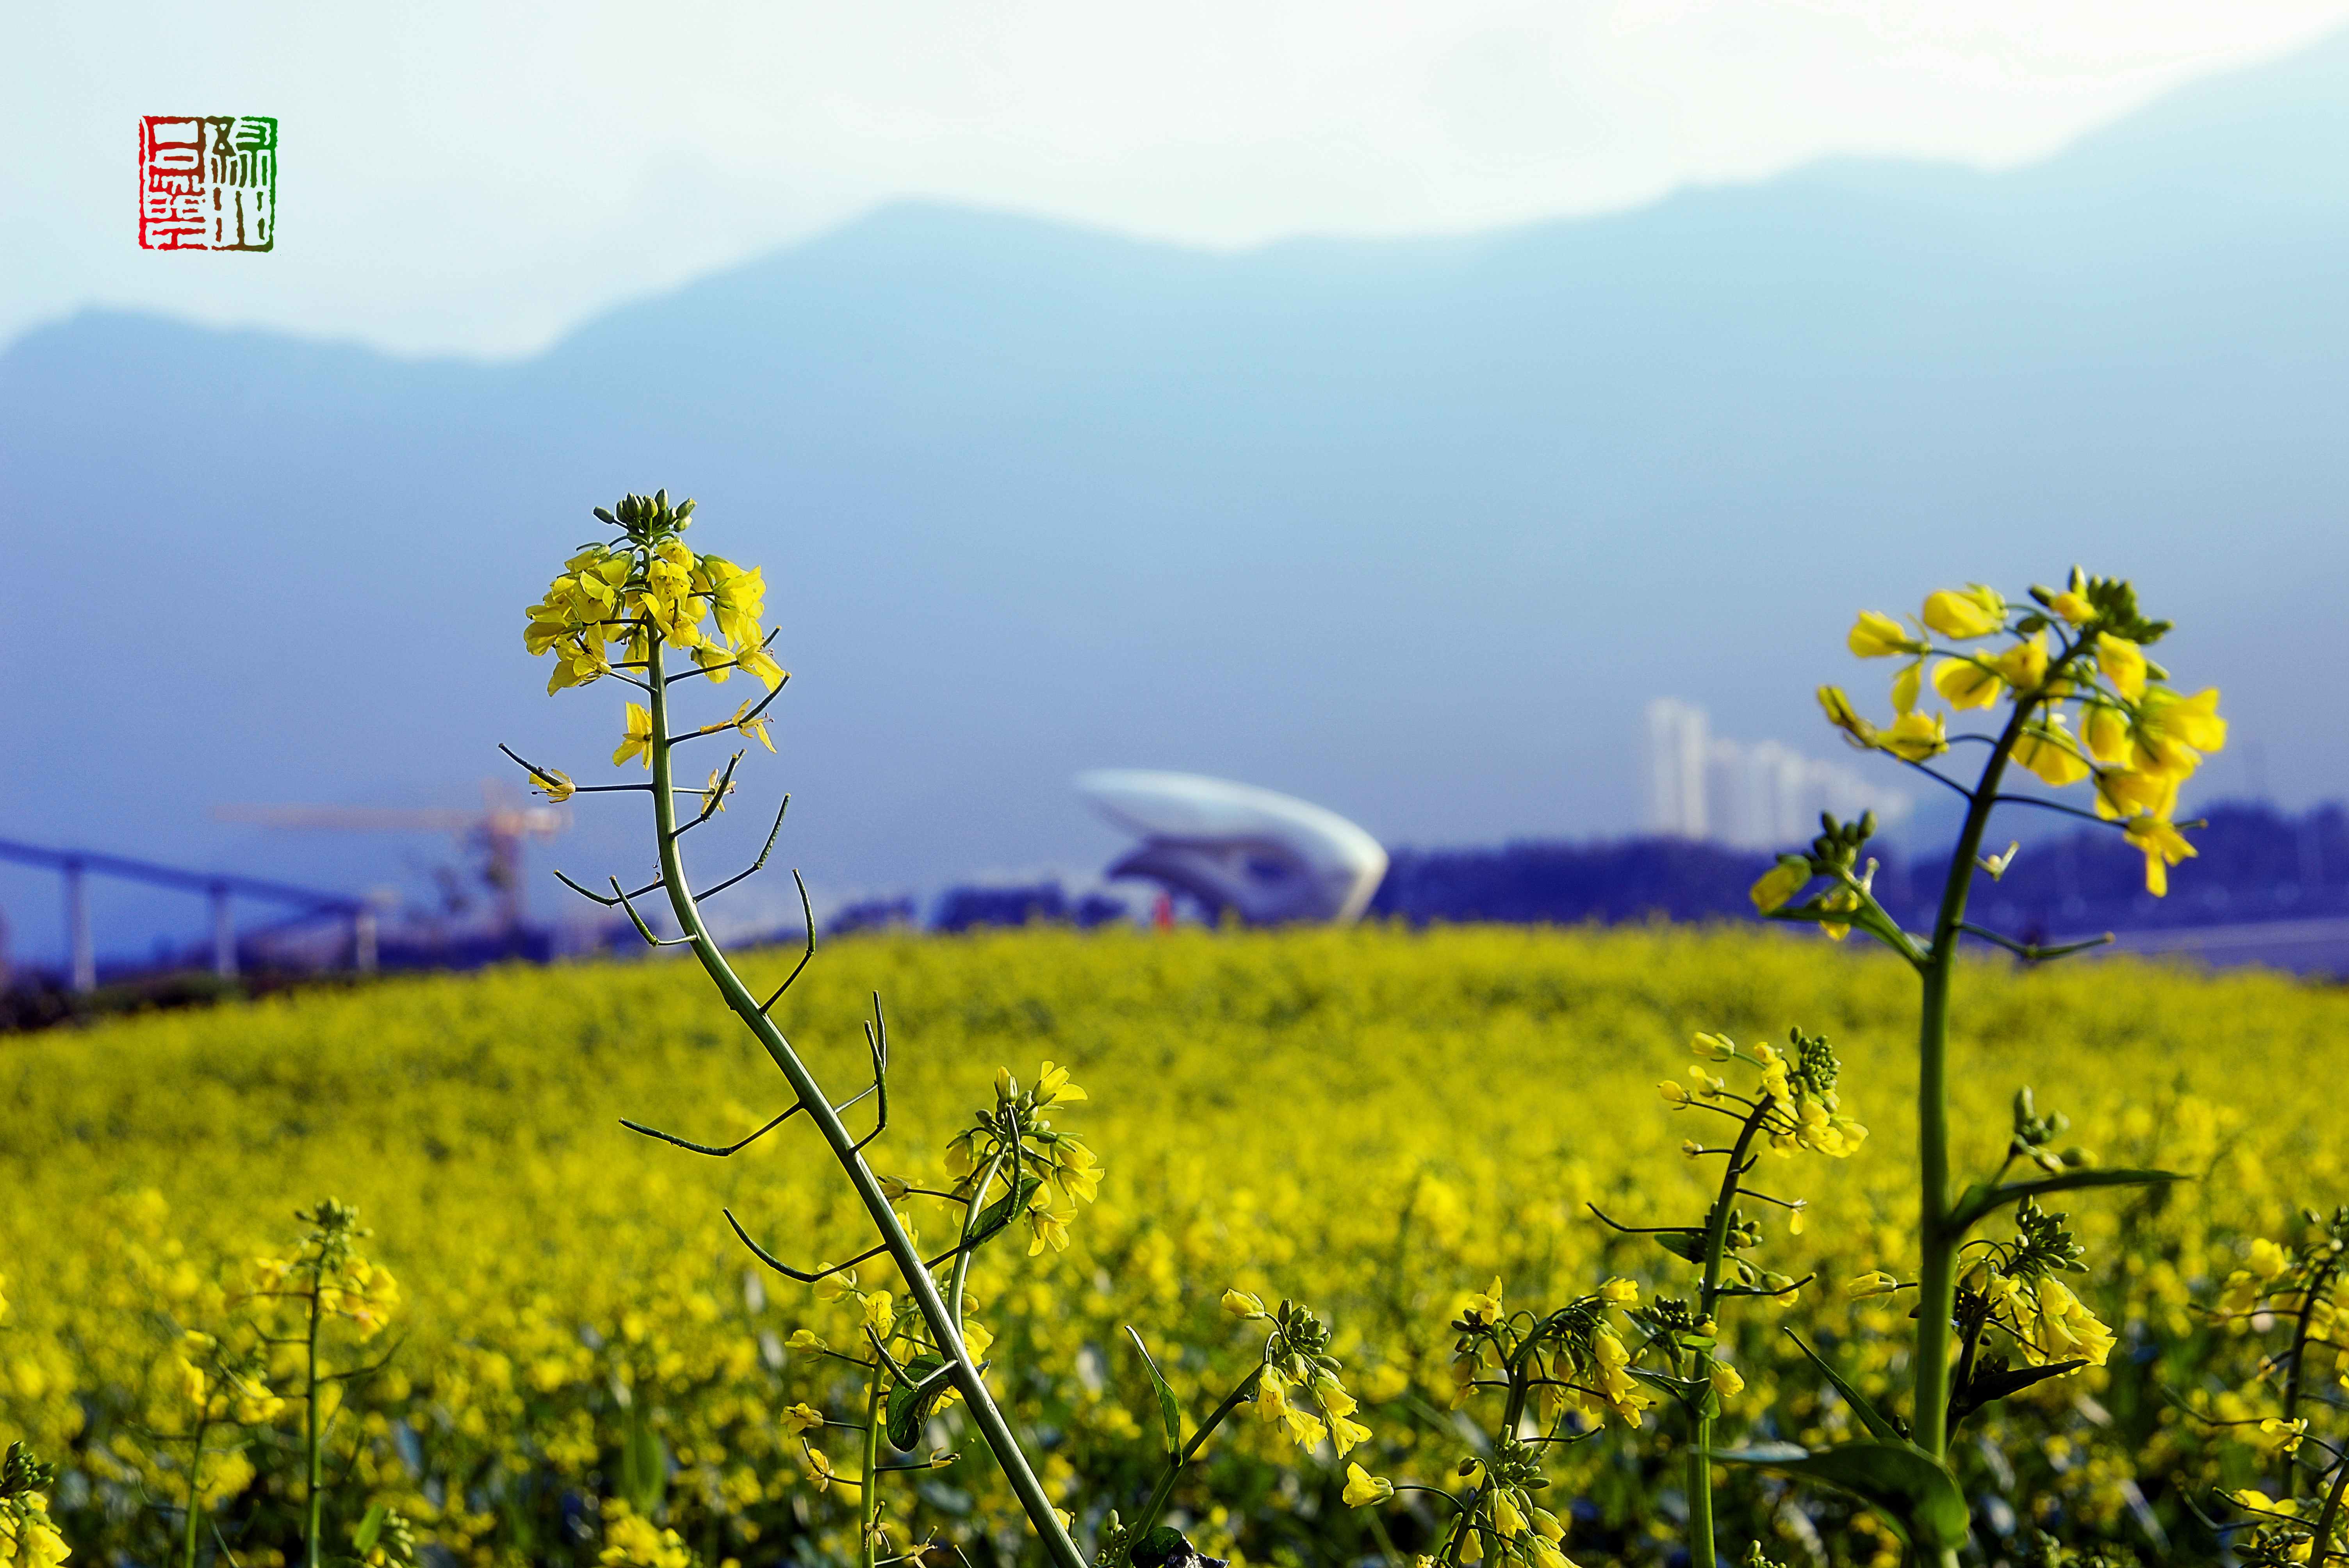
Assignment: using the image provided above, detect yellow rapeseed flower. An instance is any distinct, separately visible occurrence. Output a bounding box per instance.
[2123,814,2197,897]
[2095,633,2147,700]
[1816,686,1875,746]
[735,645,786,691]
[525,766,576,803]
[2096,766,2180,823]
[1342,1463,1393,1507]
[802,1446,859,1502]
[1922,586,2005,639]
[1992,633,2049,693]
[1846,611,1921,658]
[2010,719,2090,788]
[1255,1365,1290,1424]
[1890,658,1925,715]
[1035,1062,1087,1106]
[2083,703,2131,763]
[612,703,654,770]
[2134,686,2228,773]
[1931,656,2003,711]
[1878,710,1948,762]
[1461,1278,1505,1329]
[1748,859,1810,914]
[1025,1193,1071,1257]
[727,698,774,753]
[1818,884,1859,943]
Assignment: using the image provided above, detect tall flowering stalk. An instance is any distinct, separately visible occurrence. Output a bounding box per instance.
[1747,569,2223,1563]
[1620,1028,1862,1568]
[2203,1205,2349,1564]
[242,1200,397,1568]
[509,492,1089,1567]
[164,1327,282,1568]
[1339,1275,1651,1566]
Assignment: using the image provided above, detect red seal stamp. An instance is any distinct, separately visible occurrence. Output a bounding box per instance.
[139,116,277,251]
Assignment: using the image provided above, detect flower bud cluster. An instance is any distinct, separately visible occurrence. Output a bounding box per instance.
[1227,1296,1371,1457]
[0,1443,68,1568]
[1662,1030,1866,1162]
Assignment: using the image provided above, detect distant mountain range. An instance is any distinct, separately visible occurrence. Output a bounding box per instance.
[6,31,2349,962]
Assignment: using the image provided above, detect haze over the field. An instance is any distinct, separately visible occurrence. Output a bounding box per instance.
[5,11,2348,965]
[5,3,2346,355]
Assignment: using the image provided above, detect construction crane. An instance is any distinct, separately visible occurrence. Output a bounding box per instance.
[214,783,566,935]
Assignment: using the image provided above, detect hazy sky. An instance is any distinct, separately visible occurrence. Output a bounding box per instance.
[8,2,2349,356]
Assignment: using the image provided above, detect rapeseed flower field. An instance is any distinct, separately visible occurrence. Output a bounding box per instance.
[3,923,2341,1566]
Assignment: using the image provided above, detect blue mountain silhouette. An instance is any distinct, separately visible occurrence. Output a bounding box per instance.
[6,32,2348,959]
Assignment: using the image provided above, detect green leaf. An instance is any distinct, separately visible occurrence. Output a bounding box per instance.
[351,1503,388,1556]
[966,1174,1044,1249]
[1948,1357,2087,1434]
[1628,1367,1706,1413]
[1125,1326,1184,1457]
[618,1411,668,1517]
[1948,1168,2186,1235]
[1652,1231,1707,1264]
[886,1355,957,1452]
[1782,1329,1905,1444]
[1715,1441,1968,1551]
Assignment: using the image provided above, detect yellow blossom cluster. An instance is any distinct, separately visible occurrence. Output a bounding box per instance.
[597,1502,694,1568]
[1825,570,2226,895]
[519,492,784,793]
[1223,1294,1372,1458]
[2,924,2344,1566]
[1671,1031,1867,1162]
[1,1443,70,1568]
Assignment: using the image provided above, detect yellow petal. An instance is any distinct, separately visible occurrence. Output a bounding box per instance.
[2096,633,2147,700]
[1922,587,2004,639]
[1932,657,2003,711]
[1846,611,1917,658]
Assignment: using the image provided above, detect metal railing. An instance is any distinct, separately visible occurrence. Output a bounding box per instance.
[0,837,369,992]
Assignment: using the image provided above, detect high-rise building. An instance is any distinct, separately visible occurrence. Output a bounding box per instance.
[1643,698,1711,839]
[1641,698,1909,850]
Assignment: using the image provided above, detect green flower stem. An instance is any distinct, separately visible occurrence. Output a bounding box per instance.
[643,644,1085,1568]
[860,1373,884,1568]
[1911,684,2041,1568]
[181,1412,210,1568]
[303,1272,325,1568]
[1688,1097,1773,1568]
[2282,1251,2344,1500]
[1131,1363,1265,1543]
[2310,1446,2349,1561]
[1907,681,2058,1568]
[950,1147,1008,1333]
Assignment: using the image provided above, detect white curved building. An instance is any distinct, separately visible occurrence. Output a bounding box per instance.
[1075,770,1389,926]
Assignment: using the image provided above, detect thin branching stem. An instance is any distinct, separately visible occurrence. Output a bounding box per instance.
[1955,923,2116,963]
[640,636,1084,1568]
